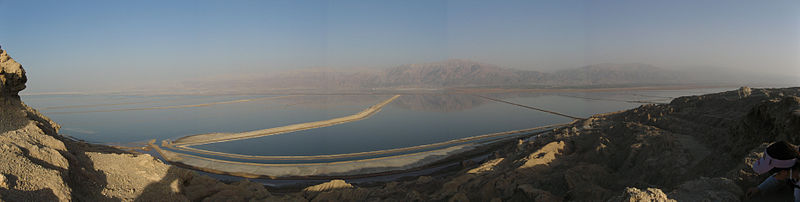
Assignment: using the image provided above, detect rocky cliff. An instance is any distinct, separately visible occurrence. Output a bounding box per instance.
[2,45,799,201]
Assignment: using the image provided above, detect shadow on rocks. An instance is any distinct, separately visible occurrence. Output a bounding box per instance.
[0,97,29,134]
[133,166,275,202]
[0,174,59,201]
[133,166,191,202]
[0,188,59,201]
[63,141,132,201]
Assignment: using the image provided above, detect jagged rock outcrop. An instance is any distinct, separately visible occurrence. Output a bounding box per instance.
[303,180,353,192]
[0,47,26,96]
[609,187,674,202]
[609,177,742,202]
[518,141,565,169]
[0,47,72,201]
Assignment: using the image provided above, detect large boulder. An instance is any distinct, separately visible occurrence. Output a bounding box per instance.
[608,187,674,202]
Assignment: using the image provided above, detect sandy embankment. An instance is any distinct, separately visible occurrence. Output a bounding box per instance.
[164,123,570,161]
[150,123,570,178]
[152,140,475,178]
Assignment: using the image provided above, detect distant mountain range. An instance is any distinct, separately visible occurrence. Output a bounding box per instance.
[185,59,692,91]
[381,60,686,88]
[549,63,685,86]
[379,59,546,88]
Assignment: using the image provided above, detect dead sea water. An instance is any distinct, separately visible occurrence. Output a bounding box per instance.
[22,88,733,156]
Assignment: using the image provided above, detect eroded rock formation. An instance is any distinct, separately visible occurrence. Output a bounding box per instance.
[0,47,26,97]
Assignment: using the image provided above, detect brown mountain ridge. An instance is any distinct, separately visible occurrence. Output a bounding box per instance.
[185,59,691,92]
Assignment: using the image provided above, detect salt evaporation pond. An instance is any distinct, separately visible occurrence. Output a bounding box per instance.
[193,94,574,156]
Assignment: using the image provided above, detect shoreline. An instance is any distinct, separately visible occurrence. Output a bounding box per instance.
[165,123,570,161]
[149,123,571,180]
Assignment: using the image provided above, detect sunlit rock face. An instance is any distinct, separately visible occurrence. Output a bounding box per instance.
[0,46,73,201]
[0,47,27,97]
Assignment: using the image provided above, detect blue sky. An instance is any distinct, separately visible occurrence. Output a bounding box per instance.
[0,0,798,92]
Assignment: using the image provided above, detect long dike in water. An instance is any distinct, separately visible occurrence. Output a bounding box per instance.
[171,95,401,146]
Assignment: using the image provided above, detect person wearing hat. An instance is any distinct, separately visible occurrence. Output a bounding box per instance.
[746,141,800,201]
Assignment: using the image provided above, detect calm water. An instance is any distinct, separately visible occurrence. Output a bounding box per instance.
[195,95,573,156]
[21,88,735,155]
[23,94,386,143]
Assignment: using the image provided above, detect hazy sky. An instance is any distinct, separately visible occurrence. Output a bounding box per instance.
[0,0,798,92]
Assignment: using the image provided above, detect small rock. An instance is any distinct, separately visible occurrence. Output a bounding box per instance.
[519,141,565,169]
[467,158,504,174]
[608,187,675,202]
[738,86,752,98]
[303,179,353,192]
[448,192,470,202]
[0,174,6,188]
[668,177,742,202]
[406,190,423,201]
[416,176,433,184]
[516,184,561,202]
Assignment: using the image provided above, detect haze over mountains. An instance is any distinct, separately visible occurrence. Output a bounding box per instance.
[186,59,711,92]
